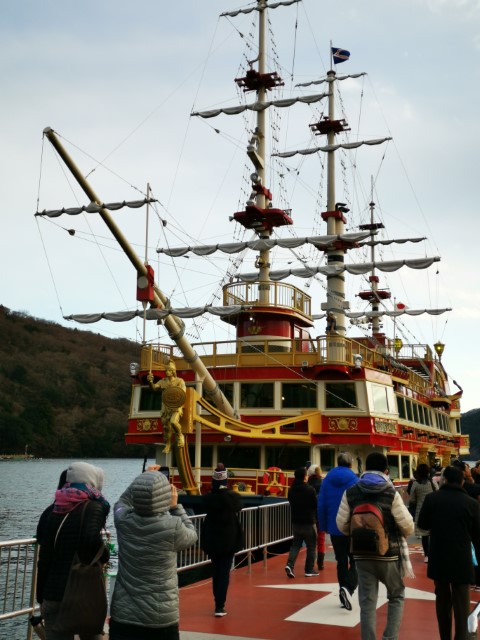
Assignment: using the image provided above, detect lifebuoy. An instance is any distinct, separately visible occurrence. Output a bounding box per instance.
[262,466,286,495]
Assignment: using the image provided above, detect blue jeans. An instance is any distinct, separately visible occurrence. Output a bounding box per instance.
[356,560,405,640]
[286,523,317,573]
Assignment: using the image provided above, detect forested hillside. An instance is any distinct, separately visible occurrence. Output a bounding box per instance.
[0,306,143,458]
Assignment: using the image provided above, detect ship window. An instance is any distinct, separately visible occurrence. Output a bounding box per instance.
[320,448,335,472]
[372,384,389,412]
[387,454,399,480]
[240,383,274,408]
[217,445,260,469]
[417,404,424,425]
[406,399,413,421]
[397,396,406,419]
[401,455,410,479]
[217,383,234,406]
[266,445,307,470]
[139,386,163,412]
[412,403,419,424]
[325,383,357,409]
[185,444,213,468]
[282,382,317,408]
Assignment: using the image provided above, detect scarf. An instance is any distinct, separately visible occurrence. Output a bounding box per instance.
[399,536,415,579]
[53,482,110,516]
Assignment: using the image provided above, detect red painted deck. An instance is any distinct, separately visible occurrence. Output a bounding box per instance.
[178,541,480,640]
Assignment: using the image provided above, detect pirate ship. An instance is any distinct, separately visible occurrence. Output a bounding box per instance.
[37,0,467,495]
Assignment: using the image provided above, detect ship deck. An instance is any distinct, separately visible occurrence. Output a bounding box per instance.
[178,539,479,640]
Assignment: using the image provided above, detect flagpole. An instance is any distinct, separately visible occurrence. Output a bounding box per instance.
[330,39,333,69]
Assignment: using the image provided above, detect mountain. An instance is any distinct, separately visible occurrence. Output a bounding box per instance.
[459,408,480,460]
[0,305,144,458]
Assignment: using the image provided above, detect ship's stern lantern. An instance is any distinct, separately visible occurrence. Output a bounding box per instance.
[434,341,445,361]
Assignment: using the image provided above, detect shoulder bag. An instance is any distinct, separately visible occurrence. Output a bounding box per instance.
[53,501,107,635]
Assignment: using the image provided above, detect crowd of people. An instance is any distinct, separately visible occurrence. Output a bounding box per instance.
[285,454,480,640]
[35,455,480,640]
[35,461,243,639]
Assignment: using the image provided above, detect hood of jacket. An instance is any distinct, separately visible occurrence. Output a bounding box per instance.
[130,470,172,516]
[327,465,358,489]
[66,461,104,490]
[357,470,393,495]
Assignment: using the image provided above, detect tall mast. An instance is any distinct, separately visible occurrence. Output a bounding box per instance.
[319,69,348,335]
[256,0,270,304]
[43,126,236,419]
[358,176,390,335]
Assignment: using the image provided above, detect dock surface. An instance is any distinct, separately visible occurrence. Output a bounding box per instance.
[178,541,478,640]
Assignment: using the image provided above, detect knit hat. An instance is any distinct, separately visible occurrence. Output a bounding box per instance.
[66,461,104,491]
[212,463,228,482]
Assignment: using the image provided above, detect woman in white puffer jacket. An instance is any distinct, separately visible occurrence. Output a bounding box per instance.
[109,466,197,640]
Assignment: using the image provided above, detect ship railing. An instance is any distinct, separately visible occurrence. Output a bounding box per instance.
[0,538,38,640]
[1,502,292,638]
[177,500,292,572]
[223,281,312,318]
[141,336,432,394]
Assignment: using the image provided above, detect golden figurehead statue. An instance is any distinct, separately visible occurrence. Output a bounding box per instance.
[147,360,186,454]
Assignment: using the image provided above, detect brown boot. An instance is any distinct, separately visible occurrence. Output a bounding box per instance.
[317,552,325,570]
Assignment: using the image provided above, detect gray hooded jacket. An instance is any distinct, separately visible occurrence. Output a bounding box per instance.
[111,471,197,629]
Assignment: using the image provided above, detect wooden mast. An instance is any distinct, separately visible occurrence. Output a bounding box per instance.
[43,126,236,420]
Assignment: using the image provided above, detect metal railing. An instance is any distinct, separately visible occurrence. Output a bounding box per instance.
[0,538,39,640]
[0,501,292,639]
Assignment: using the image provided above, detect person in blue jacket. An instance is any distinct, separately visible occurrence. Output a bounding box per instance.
[317,451,359,610]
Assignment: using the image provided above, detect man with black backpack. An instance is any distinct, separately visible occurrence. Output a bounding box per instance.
[336,452,414,640]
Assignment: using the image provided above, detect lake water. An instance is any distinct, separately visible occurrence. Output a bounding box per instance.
[0,458,155,541]
[0,459,158,639]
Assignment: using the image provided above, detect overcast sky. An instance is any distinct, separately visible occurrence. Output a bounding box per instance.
[2,0,479,412]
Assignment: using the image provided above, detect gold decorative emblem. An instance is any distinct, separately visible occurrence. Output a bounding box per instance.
[162,386,186,409]
[247,324,263,335]
[329,417,358,431]
[137,419,158,432]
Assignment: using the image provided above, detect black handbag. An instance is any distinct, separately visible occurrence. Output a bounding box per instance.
[52,502,107,635]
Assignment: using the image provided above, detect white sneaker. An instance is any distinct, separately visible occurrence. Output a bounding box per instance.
[339,587,353,611]
[285,565,295,578]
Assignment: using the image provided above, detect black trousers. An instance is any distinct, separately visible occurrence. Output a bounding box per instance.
[330,534,358,595]
[434,580,470,640]
[210,553,234,610]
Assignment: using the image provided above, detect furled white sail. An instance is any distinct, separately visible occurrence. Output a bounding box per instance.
[237,257,441,282]
[192,93,329,119]
[221,0,301,18]
[296,72,367,87]
[156,232,372,257]
[64,305,250,324]
[275,138,392,159]
[35,198,156,218]
[313,308,451,320]
[65,304,451,325]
